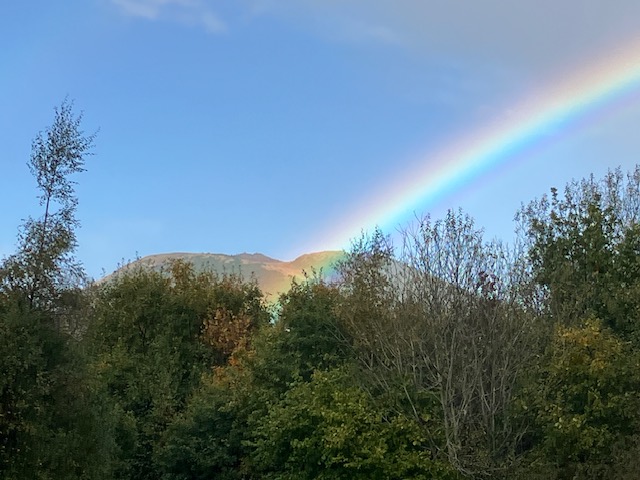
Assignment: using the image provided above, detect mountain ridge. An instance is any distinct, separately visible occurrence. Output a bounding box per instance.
[105,250,345,299]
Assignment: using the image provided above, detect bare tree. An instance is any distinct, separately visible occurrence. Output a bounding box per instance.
[337,211,542,477]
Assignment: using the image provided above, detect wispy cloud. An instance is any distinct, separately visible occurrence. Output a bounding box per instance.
[200,11,226,34]
[111,0,227,34]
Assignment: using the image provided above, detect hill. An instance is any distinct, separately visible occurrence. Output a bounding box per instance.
[106,251,346,299]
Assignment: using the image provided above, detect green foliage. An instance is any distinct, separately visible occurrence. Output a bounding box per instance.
[518,167,640,339]
[1,99,94,312]
[241,278,356,446]
[512,167,640,476]
[87,262,268,479]
[516,319,640,478]
[156,376,245,480]
[157,278,393,480]
[251,368,459,480]
[0,101,114,479]
[267,278,351,382]
[0,305,115,479]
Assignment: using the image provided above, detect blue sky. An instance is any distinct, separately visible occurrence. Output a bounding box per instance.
[3,1,640,278]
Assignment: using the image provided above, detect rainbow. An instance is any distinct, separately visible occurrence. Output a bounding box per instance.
[308,38,640,254]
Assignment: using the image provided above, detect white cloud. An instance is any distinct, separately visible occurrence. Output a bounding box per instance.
[111,0,227,34]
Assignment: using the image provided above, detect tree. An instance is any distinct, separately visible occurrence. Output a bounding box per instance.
[336,211,541,476]
[0,98,95,316]
[156,276,362,480]
[156,373,247,480]
[87,261,269,479]
[516,318,640,479]
[0,101,113,479]
[517,167,640,340]
[250,368,459,480]
[513,166,640,476]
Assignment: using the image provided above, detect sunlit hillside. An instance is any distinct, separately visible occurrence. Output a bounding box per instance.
[107,250,345,299]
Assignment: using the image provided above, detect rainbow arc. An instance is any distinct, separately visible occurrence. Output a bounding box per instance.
[309,36,640,255]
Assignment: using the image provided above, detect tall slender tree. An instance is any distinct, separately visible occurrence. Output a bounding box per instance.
[0,101,111,479]
[1,99,95,316]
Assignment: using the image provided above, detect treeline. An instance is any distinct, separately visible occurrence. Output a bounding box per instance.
[3,104,640,479]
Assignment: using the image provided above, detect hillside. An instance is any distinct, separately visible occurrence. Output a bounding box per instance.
[106,250,346,299]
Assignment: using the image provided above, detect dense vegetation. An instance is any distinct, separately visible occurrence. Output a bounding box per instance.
[3,103,640,479]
